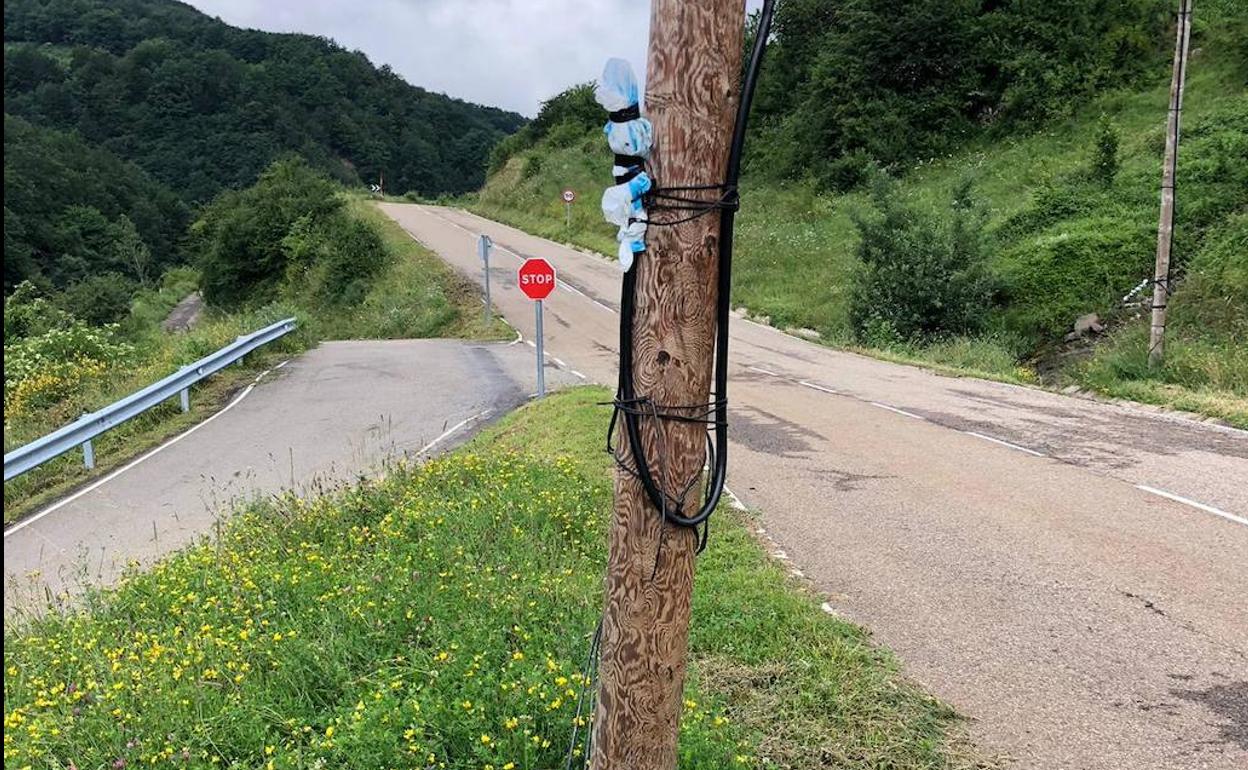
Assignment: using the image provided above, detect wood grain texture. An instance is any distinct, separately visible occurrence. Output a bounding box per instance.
[591,2,745,768]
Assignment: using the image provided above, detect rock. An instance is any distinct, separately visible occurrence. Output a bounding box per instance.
[1072,313,1104,337]
[1061,385,1081,395]
[786,327,822,341]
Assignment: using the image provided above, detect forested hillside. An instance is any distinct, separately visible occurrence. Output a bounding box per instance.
[4,115,188,308]
[4,0,524,202]
[474,0,1247,424]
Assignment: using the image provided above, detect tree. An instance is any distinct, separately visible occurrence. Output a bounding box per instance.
[849,176,996,343]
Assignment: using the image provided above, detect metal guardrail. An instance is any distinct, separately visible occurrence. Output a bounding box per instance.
[3,317,297,482]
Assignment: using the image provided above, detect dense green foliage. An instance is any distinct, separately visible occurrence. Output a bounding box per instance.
[4,0,525,202]
[3,115,188,297]
[5,388,979,770]
[488,83,601,173]
[193,157,388,309]
[850,178,995,344]
[750,0,1171,188]
[996,96,1248,340]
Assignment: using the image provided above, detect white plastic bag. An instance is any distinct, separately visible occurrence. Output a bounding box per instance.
[597,57,652,271]
[601,172,651,227]
[595,58,652,158]
[616,219,648,272]
[594,57,639,112]
[604,118,652,158]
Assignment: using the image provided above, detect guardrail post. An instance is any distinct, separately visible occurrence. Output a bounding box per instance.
[82,438,95,470]
[179,388,190,413]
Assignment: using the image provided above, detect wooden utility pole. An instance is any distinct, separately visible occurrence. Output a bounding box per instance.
[590,2,745,768]
[1149,0,1194,368]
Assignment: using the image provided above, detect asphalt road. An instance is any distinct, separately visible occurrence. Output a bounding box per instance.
[381,202,1248,770]
[4,338,576,610]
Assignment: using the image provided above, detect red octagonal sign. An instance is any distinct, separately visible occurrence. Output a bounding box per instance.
[517,258,556,301]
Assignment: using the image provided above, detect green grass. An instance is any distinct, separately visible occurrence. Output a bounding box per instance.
[469,52,1247,424]
[4,387,986,769]
[3,200,504,524]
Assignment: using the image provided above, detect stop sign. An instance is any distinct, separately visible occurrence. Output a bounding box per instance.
[517,258,556,300]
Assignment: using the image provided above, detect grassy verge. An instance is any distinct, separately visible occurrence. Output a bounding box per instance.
[4,387,987,769]
[3,201,503,524]
[468,55,1247,426]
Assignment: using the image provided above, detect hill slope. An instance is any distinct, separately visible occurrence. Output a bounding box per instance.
[470,6,1246,424]
[3,0,524,203]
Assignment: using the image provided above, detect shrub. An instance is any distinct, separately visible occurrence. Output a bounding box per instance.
[194,156,343,308]
[4,314,134,419]
[849,176,996,342]
[57,272,138,326]
[282,211,390,307]
[817,149,875,194]
[1091,114,1120,185]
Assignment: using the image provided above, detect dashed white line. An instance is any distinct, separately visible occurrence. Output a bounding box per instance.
[870,402,926,421]
[569,370,587,381]
[524,340,536,349]
[552,357,567,368]
[798,380,839,395]
[963,430,1045,457]
[1136,485,1247,527]
[747,365,779,376]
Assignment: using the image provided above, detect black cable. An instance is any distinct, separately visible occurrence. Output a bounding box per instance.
[612,0,776,533]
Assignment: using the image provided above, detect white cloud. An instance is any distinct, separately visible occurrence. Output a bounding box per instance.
[187,0,657,116]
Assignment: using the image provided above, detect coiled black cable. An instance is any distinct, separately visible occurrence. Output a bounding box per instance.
[612,0,775,532]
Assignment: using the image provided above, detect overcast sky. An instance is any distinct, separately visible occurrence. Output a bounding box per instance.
[185,1,698,116]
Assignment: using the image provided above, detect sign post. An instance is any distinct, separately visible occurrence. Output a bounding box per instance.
[535,300,546,397]
[561,188,576,228]
[517,257,556,397]
[478,234,493,324]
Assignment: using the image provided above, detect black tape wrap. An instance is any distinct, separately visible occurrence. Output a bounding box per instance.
[608,103,641,123]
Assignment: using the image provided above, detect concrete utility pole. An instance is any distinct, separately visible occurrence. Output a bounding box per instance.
[591,1,745,768]
[1149,0,1194,368]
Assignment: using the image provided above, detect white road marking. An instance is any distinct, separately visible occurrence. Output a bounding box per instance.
[417,410,492,457]
[274,359,290,370]
[747,365,779,376]
[1136,485,1247,527]
[963,430,1045,457]
[870,402,926,421]
[570,370,587,381]
[6,378,266,538]
[524,340,536,349]
[552,357,567,368]
[798,380,839,395]
[724,486,748,511]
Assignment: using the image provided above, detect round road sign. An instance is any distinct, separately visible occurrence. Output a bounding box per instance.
[518,258,556,301]
[561,188,576,203]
